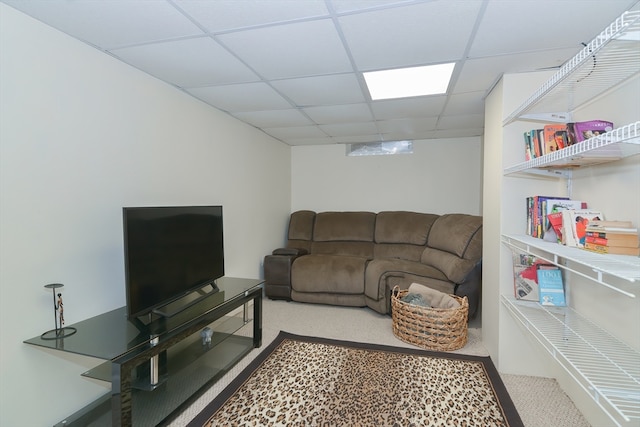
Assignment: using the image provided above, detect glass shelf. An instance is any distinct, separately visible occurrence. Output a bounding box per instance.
[501,295,640,427]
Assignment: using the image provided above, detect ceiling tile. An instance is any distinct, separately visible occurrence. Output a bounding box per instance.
[3,0,204,49]
[453,48,581,94]
[433,128,484,138]
[442,92,486,116]
[377,117,438,134]
[332,134,383,144]
[187,82,292,112]
[318,122,378,137]
[382,131,437,141]
[339,1,483,71]
[303,103,373,124]
[111,37,259,87]
[470,0,635,57]
[263,125,328,140]
[329,0,417,14]
[285,136,336,145]
[437,114,484,130]
[272,74,365,106]
[177,0,329,32]
[371,96,446,120]
[217,18,352,80]
[232,109,313,128]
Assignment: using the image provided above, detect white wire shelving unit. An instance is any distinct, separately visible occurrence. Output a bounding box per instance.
[500,6,640,426]
[501,296,640,427]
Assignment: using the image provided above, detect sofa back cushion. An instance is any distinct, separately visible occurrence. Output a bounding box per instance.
[375,211,438,245]
[288,210,316,240]
[286,210,316,252]
[311,212,376,258]
[421,214,483,283]
[313,212,376,242]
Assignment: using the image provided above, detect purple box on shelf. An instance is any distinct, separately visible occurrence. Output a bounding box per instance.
[572,120,614,143]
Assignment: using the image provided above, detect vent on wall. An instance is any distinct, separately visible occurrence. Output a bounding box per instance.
[347,140,413,157]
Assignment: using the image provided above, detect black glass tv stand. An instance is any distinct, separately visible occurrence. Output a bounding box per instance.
[150,281,220,319]
[23,277,263,427]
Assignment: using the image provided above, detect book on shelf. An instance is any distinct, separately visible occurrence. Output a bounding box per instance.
[537,265,566,307]
[542,199,587,242]
[511,252,541,301]
[530,129,543,158]
[565,123,577,146]
[571,120,614,143]
[523,132,533,161]
[526,196,570,238]
[586,220,636,233]
[554,129,568,150]
[547,212,564,242]
[583,242,640,256]
[543,124,567,153]
[586,229,638,238]
[584,221,639,250]
[585,235,639,248]
[561,209,604,247]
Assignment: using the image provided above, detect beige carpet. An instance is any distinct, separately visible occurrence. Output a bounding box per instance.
[169,298,591,427]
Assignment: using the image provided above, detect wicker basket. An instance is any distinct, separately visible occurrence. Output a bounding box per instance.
[391,286,468,351]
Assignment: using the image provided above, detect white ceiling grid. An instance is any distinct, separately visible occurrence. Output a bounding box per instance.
[2,0,637,145]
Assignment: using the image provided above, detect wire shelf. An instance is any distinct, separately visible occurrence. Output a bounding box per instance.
[502,296,640,426]
[504,122,640,176]
[502,235,640,297]
[504,8,640,125]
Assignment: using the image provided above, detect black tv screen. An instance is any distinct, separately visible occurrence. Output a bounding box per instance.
[123,206,224,319]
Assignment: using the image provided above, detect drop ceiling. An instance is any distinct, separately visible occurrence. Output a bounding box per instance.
[3,0,637,146]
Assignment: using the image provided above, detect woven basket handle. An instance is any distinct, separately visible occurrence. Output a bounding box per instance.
[391,285,401,298]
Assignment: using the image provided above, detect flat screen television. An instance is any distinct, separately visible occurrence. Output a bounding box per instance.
[123,205,224,320]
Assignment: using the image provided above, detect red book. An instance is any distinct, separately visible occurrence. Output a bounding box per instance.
[543,124,567,153]
[585,234,639,248]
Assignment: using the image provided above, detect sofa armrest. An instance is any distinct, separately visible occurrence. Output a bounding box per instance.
[453,260,482,320]
[264,249,308,300]
[272,248,309,256]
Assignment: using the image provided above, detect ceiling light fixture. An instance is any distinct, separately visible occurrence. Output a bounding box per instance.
[363,63,456,101]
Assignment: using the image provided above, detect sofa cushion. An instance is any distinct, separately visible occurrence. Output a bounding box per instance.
[364,258,449,301]
[421,214,482,284]
[288,210,316,241]
[313,212,376,242]
[311,241,374,258]
[375,211,438,245]
[427,214,482,259]
[374,243,424,262]
[292,254,367,294]
[420,248,478,284]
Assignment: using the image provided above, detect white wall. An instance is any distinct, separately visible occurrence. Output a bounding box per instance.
[0,5,290,426]
[291,137,483,215]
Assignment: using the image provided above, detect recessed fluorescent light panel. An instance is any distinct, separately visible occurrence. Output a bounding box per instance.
[364,63,455,100]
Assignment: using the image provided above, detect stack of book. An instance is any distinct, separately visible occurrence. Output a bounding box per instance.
[583,221,639,256]
[523,120,613,160]
[526,196,587,240]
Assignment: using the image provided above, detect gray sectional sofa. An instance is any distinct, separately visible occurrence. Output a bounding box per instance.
[263,210,483,319]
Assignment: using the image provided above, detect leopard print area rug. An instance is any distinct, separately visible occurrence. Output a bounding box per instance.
[188,331,523,427]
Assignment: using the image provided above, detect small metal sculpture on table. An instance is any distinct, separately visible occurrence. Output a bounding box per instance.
[41,283,77,340]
